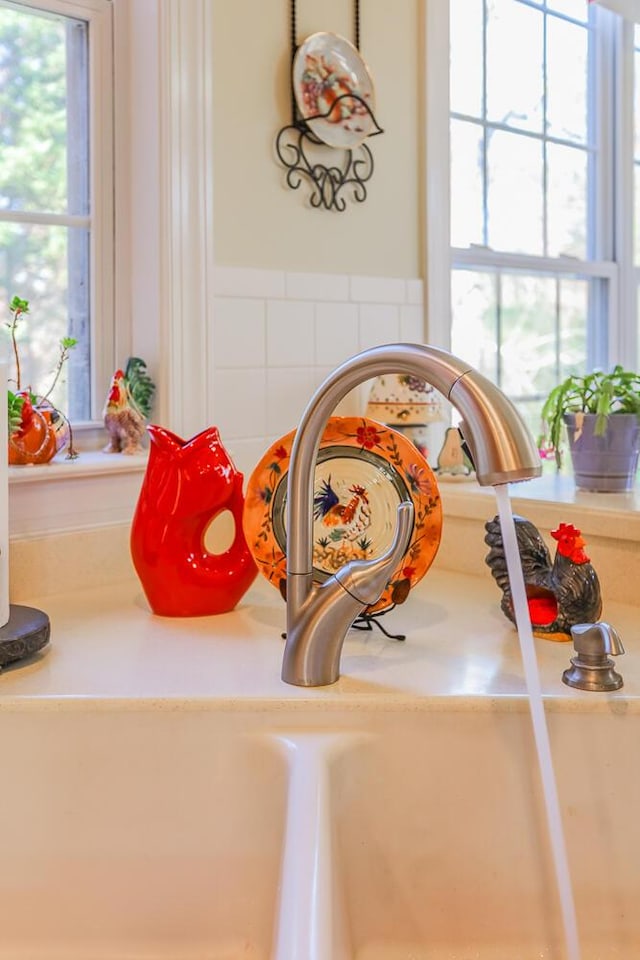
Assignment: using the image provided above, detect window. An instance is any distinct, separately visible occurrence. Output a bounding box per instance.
[634,22,640,368]
[447,0,637,438]
[0,0,113,424]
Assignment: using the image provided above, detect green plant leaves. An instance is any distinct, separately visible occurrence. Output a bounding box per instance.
[7,389,25,436]
[541,365,640,465]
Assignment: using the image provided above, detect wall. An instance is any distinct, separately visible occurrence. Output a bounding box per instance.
[211,0,422,277]
[9,0,426,600]
[208,1,424,464]
[211,265,424,478]
[158,0,427,445]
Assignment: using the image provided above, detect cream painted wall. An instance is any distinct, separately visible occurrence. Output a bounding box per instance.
[211,0,422,277]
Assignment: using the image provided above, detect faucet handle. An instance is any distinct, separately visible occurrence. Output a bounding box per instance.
[570,622,625,658]
[563,622,624,692]
[335,500,414,606]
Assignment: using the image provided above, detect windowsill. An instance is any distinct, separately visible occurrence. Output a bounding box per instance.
[9,449,148,486]
[438,471,640,542]
[8,451,639,532]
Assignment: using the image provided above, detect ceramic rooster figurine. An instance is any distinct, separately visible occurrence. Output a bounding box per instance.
[484,516,602,641]
[103,357,155,455]
[313,477,372,541]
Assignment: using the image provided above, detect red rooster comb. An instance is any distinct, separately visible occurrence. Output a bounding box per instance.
[551,523,590,564]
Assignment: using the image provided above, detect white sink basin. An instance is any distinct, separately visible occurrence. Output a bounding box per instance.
[1,701,638,959]
[1,575,639,959]
[0,709,287,960]
[326,707,640,960]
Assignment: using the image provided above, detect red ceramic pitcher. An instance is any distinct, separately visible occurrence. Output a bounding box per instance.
[131,425,257,616]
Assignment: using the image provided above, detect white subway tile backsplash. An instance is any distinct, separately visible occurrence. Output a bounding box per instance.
[359,303,401,349]
[266,366,316,436]
[315,302,359,366]
[267,300,315,366]
[213,297,265,367]
[213,367,267,439]
[227,437,271,481]
[350,275,407,304]
[286,271,350,301]
[211,266,420,455]
[400,304,425,343]
[214,265,286,299]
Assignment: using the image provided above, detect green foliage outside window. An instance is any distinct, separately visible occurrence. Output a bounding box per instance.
[0,3,88,418]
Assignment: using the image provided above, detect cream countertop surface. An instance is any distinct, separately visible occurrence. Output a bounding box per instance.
[1,569,637,712]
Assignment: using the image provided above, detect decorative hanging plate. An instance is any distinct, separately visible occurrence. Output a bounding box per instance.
[293,32,376,148]
[243,416,442,614]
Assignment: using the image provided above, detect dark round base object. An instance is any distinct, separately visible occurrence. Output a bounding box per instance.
[0,605,51,670]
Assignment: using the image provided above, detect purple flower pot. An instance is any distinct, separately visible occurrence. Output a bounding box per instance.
[565,413,640,492]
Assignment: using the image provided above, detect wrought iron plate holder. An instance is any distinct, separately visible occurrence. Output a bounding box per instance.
[275,0,383,211]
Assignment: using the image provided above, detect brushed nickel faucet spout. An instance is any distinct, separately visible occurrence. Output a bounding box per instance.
[282,343,541,687]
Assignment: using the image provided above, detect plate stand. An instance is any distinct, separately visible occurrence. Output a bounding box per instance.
[275,0,383,211]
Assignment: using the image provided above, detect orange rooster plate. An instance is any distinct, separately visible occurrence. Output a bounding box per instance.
[243,416,442,615]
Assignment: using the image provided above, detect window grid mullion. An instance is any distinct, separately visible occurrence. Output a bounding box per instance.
[542,6,548,259]
[453,246,616,279]
[517,0,587,31]
[0,211,91,228]
[496,272,503,387]
[451,112,597,155]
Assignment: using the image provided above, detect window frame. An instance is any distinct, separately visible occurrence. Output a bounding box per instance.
[424,0,638,377]
[615,15,639,368]
[7,0,211,545]
[0,0,115,430]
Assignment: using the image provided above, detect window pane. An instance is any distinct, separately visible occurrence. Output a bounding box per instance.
[451,270,498,382]
[487,131,544,254]
[451,269,593,440]
[546,16,588,145]
[559,278,588,380]
[450,0,483,119]
[634,163,640,265]
[450,119,484,248]
[547,1,588,23]
[499,273,557,400]
[0,3,88,216]
[449,0,609,421]
[547,143,588,258]
[0,220,90,420]
[637,281,640,371]
[635,31,640,269]
[635,35,640,158]
[486,0,543,133]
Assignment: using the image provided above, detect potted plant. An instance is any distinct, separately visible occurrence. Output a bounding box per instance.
[5,295,78,464]
[540,365,640,492]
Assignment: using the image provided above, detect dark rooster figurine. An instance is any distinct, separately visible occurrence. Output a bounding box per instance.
[484,516,602,641]
[103,357,155,455]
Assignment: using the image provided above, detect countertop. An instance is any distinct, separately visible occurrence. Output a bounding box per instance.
[1,569,637,713]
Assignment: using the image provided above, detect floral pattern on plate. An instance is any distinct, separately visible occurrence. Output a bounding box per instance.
[242,417,442,615]
[293,32,376,149]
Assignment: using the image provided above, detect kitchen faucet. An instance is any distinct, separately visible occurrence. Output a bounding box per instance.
[282,343,542,687]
